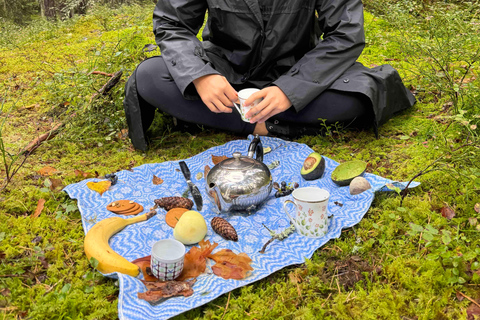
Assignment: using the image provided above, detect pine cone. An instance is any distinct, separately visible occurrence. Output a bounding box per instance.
[211,217,238,241]
[154,197,193,211]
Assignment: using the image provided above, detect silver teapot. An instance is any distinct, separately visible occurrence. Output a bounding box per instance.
[206,135,273,213]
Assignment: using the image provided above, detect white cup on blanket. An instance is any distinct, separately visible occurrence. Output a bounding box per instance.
[150,239,185,281]
[283,187,331,238]
[233,88,262,122]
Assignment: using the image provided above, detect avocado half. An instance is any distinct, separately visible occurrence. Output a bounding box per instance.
[331,160,367,186]
[300,152,325,180]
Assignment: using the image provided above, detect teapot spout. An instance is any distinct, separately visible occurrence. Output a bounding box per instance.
[208,183,224,213]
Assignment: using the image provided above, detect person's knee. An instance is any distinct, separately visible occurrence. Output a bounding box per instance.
[136,56,169,82]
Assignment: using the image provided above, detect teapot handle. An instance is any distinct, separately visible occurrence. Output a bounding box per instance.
[247,134,264,162]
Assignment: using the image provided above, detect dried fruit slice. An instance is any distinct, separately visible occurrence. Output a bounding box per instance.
[106,200,135,213]
[331,160,367,186]
[165,207,189,228]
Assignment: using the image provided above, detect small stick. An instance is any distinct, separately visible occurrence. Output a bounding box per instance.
[457,291,480,308]
[259,238,275,254]
[91,71,114,77]
[320,293,332,308]
[23,122,64,154]
[221,292,231,320]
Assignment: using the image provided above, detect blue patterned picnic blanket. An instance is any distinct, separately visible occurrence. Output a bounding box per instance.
[64,135,419,320]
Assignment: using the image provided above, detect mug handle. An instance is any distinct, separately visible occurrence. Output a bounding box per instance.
[283,200,300,231]
[233,101,242,115]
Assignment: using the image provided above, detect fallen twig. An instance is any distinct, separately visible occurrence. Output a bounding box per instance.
[90,71,114,77]
[89,70,123,103]
[259,223,295,254]
[23,122,64,154]
[457,291,480,308]
[221,292,231,320]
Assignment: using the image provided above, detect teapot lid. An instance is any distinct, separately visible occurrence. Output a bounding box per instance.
[220,152,257,170]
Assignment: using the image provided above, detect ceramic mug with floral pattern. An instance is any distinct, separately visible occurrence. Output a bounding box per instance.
[233,88,262,122]
[150,239,185,281]
[283,187,331,238]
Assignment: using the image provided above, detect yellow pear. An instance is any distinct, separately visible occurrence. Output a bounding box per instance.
[173,210,208,245]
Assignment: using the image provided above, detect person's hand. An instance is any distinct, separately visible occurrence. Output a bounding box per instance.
[244,87,292,123]
[192,74,237,113]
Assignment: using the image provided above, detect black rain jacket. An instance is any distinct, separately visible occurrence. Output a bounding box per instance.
[124,0,416,150]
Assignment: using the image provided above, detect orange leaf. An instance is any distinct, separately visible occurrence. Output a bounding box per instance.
[38,166,57,176]
[132,255,157,282]
[441,205,455,220]
[49,178,63,191]
[208,249,253,280]
[152,175,164,185]
[86,180,111,196]
[74,169,95,179]
[32,199,46,219]
[212,155,228,165]
[177,240,218,281]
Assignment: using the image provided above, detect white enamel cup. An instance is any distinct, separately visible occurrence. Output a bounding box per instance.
[150,239,186,281]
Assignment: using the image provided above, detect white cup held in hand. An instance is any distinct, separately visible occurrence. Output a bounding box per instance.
[233,88,262,122]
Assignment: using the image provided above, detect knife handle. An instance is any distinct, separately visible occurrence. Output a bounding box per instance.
[179,161,191,181]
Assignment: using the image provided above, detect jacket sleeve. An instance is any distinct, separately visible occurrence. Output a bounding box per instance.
[272,0,365,112]
[153,0,220,99]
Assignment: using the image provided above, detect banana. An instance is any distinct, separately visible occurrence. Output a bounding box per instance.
[84,210,157,277]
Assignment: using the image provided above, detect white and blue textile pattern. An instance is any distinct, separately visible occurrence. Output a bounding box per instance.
[63,135,419,320]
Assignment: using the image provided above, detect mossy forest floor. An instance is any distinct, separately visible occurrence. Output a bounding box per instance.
[1,2,480,319]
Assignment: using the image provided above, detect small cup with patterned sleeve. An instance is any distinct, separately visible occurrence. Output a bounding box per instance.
[150,239,186,281]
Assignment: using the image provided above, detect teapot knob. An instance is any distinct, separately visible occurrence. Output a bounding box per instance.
[233,152,242,159]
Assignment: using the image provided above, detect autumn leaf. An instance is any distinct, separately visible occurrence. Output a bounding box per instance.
[49,178,63,191]
[137,279,196,304]
[132,255,157,282]
[152,175,163,185]
[441,205,455,220]
[177,240,218,281]
[86,180,111,195]
[204,165,211,178]
[212,155,228,165]
[38,166,57,176]
[74,169,96,179]
[208,249,253,280]
[32,199,46,219]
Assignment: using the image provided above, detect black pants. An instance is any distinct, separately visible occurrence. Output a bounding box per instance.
[135,56,372,138]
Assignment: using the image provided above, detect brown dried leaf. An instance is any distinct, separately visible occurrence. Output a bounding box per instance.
[38,166,57,176]
[74,169,96,179]
[204,165,210,178]
[208,249,253,280]
[32,199,46,219]
[152,175,164,185]
[49,178,63,191]
[138,279,196,304]
[38,256,48,269]
[441,205,455,220]
[132,255,158,282]
[475,203,480,214]
[456,291,465,301]
[177,240,218,281]
[212,155,228,165]
[467,299,480,320]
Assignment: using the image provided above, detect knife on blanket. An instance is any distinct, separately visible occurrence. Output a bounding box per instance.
[179,161,203,211]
